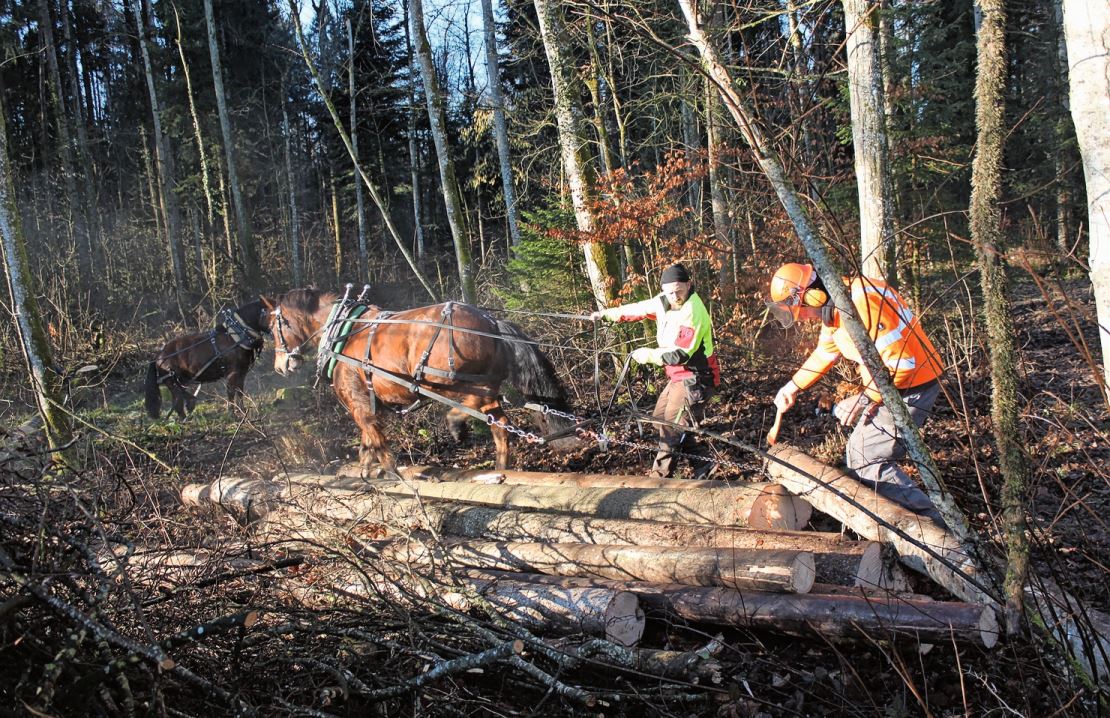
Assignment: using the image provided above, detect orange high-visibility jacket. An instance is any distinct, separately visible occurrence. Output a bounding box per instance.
[790,277,943,401]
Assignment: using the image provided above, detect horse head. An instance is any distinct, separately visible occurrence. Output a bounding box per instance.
[262,289,329,376]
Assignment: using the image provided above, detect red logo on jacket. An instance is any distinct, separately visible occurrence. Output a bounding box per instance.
[676,326,695,349]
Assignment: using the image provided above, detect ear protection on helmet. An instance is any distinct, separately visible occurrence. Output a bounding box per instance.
[802,287,827,307]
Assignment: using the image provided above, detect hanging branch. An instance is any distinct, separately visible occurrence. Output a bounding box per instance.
[286,0,437,301]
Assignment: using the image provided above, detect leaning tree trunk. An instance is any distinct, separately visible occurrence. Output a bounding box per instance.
[0,104,73,465]
[843,0,896,279]
[347,18,369,283]
[969,0,1029,637]
[287,2,437,301]
[534,0,621,309]
[409,0,476,303]
[677,0,988,594]
[1062,0,1110,397]
[204,0,260,294]
[133,0,189,319]
[173,3,215,226]
[479,0,522,249]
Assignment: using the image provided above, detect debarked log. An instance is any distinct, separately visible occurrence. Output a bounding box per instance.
[284,562,645,646]
[365,538,815,593]
[765,444,988,604]
[463,570,999,649]
[373,476,810,529]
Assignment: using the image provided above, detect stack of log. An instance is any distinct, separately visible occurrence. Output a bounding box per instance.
[181,452,1000,652]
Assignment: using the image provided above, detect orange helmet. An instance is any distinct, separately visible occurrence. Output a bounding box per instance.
[767,263,824,327]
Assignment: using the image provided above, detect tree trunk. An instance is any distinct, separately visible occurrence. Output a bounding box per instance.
[843,0,896,279]
[479,0,522,249]
[409,0,475,303]
[173,3,215,226]
[970,0,1029,637]
[534,0,621,308]
[347,18,369,282]
[1062,0,1110,395]
[403,0,426,261]
[679,0,980,552]
[371,539,816,594]
[470,571,999,648]
[282,92,302,287]
[204,0,260,294]
[133,0,188,318]
[0,104,73,464]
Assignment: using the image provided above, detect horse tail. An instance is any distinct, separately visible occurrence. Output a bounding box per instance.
[494,321,580,451]
[144,361,162,419]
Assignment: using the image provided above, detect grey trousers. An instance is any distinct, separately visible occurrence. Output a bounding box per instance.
[845,380,943,522]
[650,380,713,478]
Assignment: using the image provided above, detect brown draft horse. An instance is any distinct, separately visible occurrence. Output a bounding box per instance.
[261,288,575,476]
[144,300,267,419]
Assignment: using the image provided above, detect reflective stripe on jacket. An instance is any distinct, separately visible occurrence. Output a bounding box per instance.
[602,291,720,386]
[791,277,942,401]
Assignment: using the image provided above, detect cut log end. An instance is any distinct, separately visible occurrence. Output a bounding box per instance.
[605,591,647,647]
[791,552,816,594]
[979,606,1000,650]
[749,484,813,531]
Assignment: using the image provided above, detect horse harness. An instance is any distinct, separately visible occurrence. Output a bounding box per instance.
[317,300,502,425]
[159,309,265,386]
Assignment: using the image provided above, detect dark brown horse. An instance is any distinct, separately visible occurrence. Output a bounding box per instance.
[144,301,268,419]
[261,288,574,476]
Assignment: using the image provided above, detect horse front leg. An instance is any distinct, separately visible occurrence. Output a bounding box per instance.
[479,399,511,470]
[168,380,189,419]
[335,370,396,479]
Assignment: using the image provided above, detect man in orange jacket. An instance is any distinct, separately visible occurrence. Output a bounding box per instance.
[591,263,721,478]
[766,263,945,523]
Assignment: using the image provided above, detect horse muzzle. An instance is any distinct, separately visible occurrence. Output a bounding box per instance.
[275,352,304,376]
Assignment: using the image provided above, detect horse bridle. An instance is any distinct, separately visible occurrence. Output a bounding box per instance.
[270,306,321,359]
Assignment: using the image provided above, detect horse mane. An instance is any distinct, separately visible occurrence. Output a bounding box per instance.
[278,287,331,315]
[228,299,266,331]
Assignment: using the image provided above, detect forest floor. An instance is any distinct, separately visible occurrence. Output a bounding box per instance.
[0,274,1107,716]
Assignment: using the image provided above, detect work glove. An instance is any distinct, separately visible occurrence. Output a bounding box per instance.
[589,310,605,321]
[833,392,873,427]
[774,381,799,413]
[630,347,660,365]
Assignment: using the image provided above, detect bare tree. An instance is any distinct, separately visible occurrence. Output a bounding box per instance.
[410,0,476,302]
[1062,0,1110,395]
[0,102,73,463]
[479,0,521,249]
[348,17,369,282]
[204,0,261,293]
[969,0,1028,634]
[132,0,189,318]
[843,0,896,279]
[534,0,620,308]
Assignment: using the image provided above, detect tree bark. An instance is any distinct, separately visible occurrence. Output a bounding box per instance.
[1062,0,1110,395]
[370,539,816,593]
[468,571,999,648]
[0,104,73,463]
[282,90,302,286]
[409,0,475,303]
[969,0,1029,636]
[479,0,522,249]
[204,0,260,294]
[533,0,621,308]
[843,0,896,279]
[347,18,369,282]
[402,0,426,261]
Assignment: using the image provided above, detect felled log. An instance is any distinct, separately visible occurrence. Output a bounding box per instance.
[182,471,811,530]
[765,444,988,603]
[464,570,999,649]
[367,538,815,593]
[390,464,739,490]
[286,563,645,646]
[373,476,809,529]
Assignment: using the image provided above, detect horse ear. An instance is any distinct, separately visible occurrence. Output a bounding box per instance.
[260,295,276,310]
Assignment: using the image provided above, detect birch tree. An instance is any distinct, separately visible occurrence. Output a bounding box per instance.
[1062,0,1110,394]
[843,0,896,279]
[0,103,73,463]
[479,0,521,249]
[409,0,476,303]
[534,0,620,308]
[969,0,1028,634]
[204,0,261,293]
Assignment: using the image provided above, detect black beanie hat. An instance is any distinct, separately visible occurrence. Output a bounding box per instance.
[660,263,691,284]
